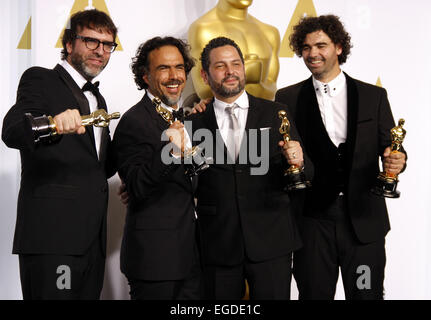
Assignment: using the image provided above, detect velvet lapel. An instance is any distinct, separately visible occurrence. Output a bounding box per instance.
[296,77,324,149]
[344,73,359,172]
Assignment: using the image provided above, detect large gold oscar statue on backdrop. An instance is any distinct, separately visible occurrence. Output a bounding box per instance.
[188,0,280,101]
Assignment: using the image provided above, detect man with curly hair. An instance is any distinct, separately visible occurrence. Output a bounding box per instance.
[112,37,201,299]
[275,15,406,300]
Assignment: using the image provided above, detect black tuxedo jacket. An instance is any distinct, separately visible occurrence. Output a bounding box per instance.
[275,73,400,243]
[188,93,308,267]
[2,64,115,255]
[112,94,197,281]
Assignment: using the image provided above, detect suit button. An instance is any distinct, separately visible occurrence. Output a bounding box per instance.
[101,187,108,193]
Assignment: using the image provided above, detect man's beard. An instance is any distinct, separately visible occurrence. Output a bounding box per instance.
[70,52,106,80]
[161,94,180,107]
[160,80,184,107]
[208,75,245,98]
[306,56,327,79]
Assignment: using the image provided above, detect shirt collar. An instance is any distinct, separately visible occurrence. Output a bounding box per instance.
[213,90,249,112]
[146,90,180,113]
[312,71,346,97]
[60,60,97,90]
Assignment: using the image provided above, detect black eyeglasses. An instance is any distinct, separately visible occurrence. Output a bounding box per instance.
[75,35,118,53]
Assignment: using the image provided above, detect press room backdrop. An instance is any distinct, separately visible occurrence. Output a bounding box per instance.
[1,0,430,300]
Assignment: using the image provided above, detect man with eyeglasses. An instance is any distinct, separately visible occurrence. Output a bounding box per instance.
[2,9,118,300]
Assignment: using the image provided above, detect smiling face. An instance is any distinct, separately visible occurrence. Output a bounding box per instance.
[302,30,342,83]
[66,26,114,80]
[143,45,186,107]
[201,45,246,104]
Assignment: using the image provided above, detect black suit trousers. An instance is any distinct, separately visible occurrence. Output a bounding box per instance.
[293,196,386,300]
[126,244,202,300]
[18,236,105,300]
[203,254,293,300]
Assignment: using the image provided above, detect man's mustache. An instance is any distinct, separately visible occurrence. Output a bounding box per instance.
[307,57,326,63]
[163,79,184,86]
[222,75,240,84]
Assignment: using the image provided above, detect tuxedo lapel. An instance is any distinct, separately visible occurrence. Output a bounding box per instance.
[203,101,219,134]
[204,102,229,163]
[345,73,359,171]
[98,128,110,163]
[242,95,265,164]
[244,94,260,130]
[142,94,194,191]
[54,64,97,157]
[54,64,91,115]
[144,94,171,132]
[297,78,321,147]
[98,93,110,162]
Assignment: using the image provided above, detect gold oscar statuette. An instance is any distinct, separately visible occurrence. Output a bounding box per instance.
[24,109,120,144]
[279,110,311,192]
[152,97,210,177]
[371,118,406,198]
[188,0,280,101]
[80,109,121,128]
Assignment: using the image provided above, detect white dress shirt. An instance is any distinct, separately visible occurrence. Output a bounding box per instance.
[60,60,103,158]
[312,71,348,147]
[213,90,249,150]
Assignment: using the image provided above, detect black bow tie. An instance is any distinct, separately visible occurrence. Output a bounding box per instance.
[82,81,107,111]
[172,108,184,122]
[82,81,100,95]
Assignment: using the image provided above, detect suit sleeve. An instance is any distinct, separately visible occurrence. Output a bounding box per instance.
[273,97,314,182]
[378,88,395,154]
[185,106,209,145]
[274,89,286,106]
[286,106,314,181]
[378,88,407,171]
[112,114,178,202]
[2,68,59,151]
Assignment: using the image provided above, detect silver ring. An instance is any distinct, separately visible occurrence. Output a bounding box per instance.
[292,152,297,159]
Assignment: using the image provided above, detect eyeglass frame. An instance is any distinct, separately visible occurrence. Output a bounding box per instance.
[75,35,118,53]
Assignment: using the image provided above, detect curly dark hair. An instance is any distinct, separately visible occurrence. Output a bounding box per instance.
[200,37,244,73]
[131,37,195,90]
[290,14,352,65]
[61,9,118,60]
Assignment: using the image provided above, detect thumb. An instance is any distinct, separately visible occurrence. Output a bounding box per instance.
[383,146,391,157]
[77,126,86,135]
